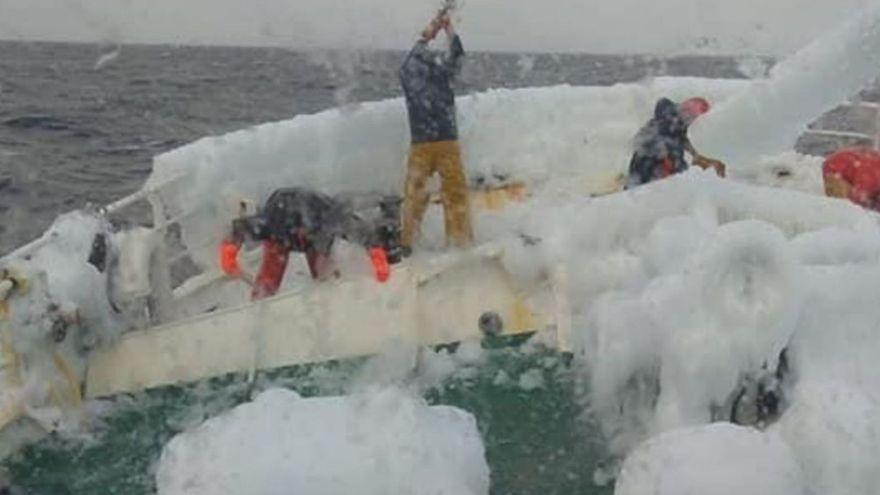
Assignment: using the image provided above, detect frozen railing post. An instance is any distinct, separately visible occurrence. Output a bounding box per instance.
[101,174,187,326]
[802,100,880,152]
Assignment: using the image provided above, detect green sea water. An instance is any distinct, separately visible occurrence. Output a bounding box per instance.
[5,339,614,495]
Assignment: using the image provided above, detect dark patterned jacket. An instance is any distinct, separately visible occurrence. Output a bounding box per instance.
[399,35,465,144]
[627,98,690,188]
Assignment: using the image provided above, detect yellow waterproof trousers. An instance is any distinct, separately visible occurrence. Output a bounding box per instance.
[401,140,473,249]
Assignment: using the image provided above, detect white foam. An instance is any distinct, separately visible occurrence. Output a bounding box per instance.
[156,388,489,495]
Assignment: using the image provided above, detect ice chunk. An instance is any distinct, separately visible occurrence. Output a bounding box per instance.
[615,423,807,495]
[2,210,124,353]
[691,4,880,170]
[775,383,880,495]
[156,388,489,495]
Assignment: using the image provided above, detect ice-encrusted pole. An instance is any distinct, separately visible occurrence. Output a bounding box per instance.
[689,3,880,170]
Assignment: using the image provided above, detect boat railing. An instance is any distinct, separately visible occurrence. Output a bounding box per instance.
[802,101,880,151]
[99,171,241,326]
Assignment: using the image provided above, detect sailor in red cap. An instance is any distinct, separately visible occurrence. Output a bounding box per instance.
[626,97,726,188]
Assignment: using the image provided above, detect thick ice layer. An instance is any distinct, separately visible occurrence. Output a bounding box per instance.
[147,78,751,269]
[476,172,880,494]
[690,4,880,169]
[0,211,125,434]
[156,388,489,495]
[2,211,123,347]
[615,423,806,495]
[479,172,877,453]
[766,264,880,495]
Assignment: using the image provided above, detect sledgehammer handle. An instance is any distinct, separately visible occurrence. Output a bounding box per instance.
[437,0,457,17]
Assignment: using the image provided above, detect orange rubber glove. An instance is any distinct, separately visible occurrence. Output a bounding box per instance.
[369,247,390,283]
[219,238,242,277]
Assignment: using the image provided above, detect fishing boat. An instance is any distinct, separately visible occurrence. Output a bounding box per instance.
[2,5,880,462]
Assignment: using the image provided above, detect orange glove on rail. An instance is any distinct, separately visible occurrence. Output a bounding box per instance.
[369,247,390,283]
[219,238,242,277]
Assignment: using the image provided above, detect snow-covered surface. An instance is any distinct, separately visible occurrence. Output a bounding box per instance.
[615,423,807,495]
[0,211,126,434]
[771,262,880,495]
[155,388,489,495]
[487,172,876,443]
[691,3,880,169]
[732,151,824,195]
[4,211,122,346]
[521,173,879,495]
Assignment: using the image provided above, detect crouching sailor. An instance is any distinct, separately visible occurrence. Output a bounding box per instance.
[218,188,392,300]
[626,97,726,188]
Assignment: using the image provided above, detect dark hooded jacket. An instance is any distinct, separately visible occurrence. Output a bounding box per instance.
[626,98,691,188]
[399,35,465,143]
[232,188,372,255]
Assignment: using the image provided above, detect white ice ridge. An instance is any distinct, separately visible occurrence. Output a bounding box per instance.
[155,388,489,495]
[690,2,880,170]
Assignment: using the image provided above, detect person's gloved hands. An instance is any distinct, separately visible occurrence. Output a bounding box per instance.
[709,160,727,178]
[693,155,727,178]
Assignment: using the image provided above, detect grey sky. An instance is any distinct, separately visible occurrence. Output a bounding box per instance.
[0,0,875,55]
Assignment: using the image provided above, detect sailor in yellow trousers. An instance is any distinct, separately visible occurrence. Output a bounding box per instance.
[398,10,473,253]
